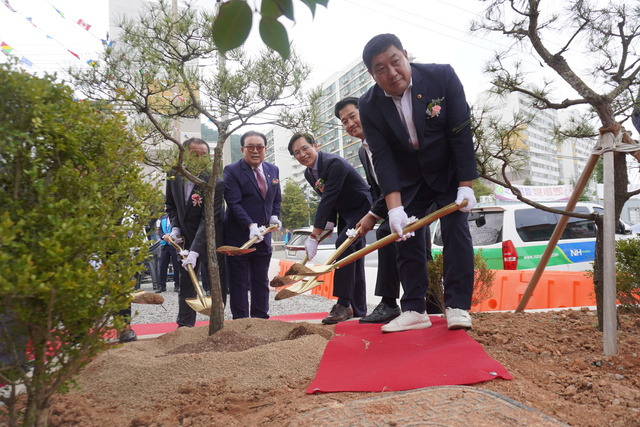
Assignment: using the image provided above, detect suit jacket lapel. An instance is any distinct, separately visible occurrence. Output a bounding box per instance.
[375,89,412,151]
[262,163,272,199]
[411,66,427,147]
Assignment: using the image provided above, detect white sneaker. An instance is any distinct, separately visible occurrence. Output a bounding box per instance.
[381,310,432,333]
[445,307,472,330]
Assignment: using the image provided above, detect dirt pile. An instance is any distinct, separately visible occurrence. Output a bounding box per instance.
[25,310,640,426]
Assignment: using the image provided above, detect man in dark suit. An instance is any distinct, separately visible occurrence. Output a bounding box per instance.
[165,138,226,328]
[288,133,372,324]
[335,97,437,324]
[223,130,282,319]
[359,34,478,333]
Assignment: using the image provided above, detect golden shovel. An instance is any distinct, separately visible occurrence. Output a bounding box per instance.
[284,201,466,278]
[164,236,212,316]
[275,227,362,300]
[269,228,333,288]
[216,224,279,256]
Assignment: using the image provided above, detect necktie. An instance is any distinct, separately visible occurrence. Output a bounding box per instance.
[255,167,267,198]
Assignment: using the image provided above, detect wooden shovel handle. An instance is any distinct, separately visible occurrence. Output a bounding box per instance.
[321,226,362,266]
[331,202,465,271]
[239,224,279,249]
[163,236,207,307]
[299,228,333,266]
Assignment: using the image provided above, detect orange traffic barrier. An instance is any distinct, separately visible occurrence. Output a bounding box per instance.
[277,261,597,310]
[471,270,596,312]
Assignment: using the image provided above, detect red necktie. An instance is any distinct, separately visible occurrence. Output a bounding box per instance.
[255,167,267,198]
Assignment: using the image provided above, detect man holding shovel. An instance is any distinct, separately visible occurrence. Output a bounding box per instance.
[358,33,478,332]
[335,97,437,324]
[165,138,225,328]
[288,133,372,324]
[223,131,282,319]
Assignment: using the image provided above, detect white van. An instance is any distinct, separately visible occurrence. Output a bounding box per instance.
[431,202,632,271]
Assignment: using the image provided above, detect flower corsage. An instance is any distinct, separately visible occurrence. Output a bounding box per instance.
[314,178,325,192]
[426,97,444,118]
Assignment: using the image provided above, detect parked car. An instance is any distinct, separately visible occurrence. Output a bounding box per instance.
[284,226,379,268]
[431,202,632,271]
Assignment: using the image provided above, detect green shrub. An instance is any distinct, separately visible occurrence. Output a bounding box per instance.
[614,237,640,312]
[426,249,495,313]
[0,63,161,425]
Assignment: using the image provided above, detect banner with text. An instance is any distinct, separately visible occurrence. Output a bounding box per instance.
[494,184,574,202]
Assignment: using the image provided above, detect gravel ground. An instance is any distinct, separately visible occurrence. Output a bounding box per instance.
[130,276,359,325]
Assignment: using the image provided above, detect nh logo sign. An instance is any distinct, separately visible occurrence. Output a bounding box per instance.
[570,249,583,257]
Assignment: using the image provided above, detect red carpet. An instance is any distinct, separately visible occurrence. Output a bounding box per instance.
[306,316,512,393]
[131,312,327,337]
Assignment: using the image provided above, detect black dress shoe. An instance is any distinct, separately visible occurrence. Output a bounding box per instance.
[359,302,401,324]
[322,304,353,325]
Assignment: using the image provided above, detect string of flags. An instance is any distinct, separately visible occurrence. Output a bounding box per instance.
[1,0,113,69]
[1,41,34,67]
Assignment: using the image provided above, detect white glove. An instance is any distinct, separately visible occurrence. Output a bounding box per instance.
[388,206,414,241]
[249,223,265,242]
[163,227,183,244]
[181,250,198,269]
[455,186,476,212]
[305,236,319,261]
[269,215,282,231]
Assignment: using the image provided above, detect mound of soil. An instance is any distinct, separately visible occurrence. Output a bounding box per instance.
[34,310,640,426]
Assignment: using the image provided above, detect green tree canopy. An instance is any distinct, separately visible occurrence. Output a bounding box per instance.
[281,179,313,229]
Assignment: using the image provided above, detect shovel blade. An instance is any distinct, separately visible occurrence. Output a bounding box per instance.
[284,263,332,277]
[216,246,257,256]
[186,297,212,316]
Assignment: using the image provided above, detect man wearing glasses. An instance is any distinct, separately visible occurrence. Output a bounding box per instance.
[288,132,372,324]
[223,131,282,319]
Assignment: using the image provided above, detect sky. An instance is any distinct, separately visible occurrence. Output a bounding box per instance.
[0,0,526,104]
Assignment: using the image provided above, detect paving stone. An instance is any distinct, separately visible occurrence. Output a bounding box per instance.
[292,385,567,426]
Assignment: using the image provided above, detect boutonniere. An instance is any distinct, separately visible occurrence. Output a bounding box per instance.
[314,178,325,193]
[426,97,444,118]
[272,178,279,185]
[191,191,202,207]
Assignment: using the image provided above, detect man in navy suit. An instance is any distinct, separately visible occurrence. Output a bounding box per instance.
[358,34,478,333]
[335,97,437,324]
[288,133,372,324]
[165,138,226,328]
[223,130,282,319]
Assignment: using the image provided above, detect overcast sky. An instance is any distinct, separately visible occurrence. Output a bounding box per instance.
[0,0,523,103]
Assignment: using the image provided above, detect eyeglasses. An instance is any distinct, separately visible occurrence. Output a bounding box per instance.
[293,145,312,158]
[243,145,266,152]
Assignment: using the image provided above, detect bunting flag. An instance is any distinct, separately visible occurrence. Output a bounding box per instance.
[2,0,16,12]
[101,39,115,47]
[52,6,64,18]
[67,49,79,59]
[86,59,97,68]
[26,17,37,27]
[77,19,91,31]
[1,42,13,55]
[20,56,33,67]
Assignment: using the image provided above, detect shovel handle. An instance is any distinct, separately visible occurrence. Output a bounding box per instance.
[299,228,333,266]
[163,236,208,307]
[239,224,279,249]
[321,226,362,266]
[331,201,465,271]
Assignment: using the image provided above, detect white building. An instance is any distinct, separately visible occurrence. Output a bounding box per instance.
[476,91,596,194]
